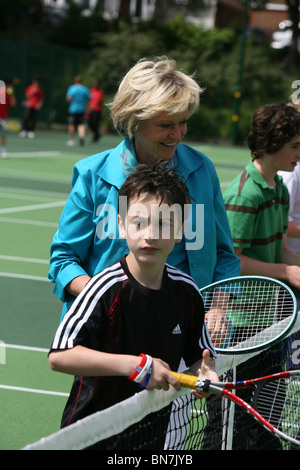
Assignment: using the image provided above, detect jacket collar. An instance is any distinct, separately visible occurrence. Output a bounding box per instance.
[97,140,126,189]
[176,143,205,179]
[97,140,205,189]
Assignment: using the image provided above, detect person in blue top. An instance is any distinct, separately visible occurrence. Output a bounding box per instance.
[66,75,90,146]
[49,57,240,344]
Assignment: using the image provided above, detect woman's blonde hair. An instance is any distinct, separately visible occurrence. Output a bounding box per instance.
[108,57,204,138]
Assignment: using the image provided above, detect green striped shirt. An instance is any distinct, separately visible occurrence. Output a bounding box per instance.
[223,161,289,264]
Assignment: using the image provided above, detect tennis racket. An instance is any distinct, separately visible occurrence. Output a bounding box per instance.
[171,370,300,448]
[201,276,297,354]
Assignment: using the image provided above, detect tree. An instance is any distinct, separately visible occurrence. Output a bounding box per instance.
[285,0,300,66]
[251,0,299,67]
[0,0,45,40]
[154,0,170,24]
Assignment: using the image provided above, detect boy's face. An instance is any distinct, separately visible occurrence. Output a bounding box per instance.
[118,194,184,265]
[271,134,300,172]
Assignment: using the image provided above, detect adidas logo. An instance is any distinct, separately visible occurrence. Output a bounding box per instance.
[172,324,182,335]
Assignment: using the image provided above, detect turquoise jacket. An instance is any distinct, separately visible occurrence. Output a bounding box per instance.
[49,140,240,317]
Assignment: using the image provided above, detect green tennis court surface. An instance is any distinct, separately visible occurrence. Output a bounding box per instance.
[0,129,250,450]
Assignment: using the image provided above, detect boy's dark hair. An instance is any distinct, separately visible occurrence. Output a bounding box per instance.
[247,103,300,160]
[118,161,191,220]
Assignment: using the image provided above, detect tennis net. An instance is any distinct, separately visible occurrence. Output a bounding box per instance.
[23,314,300,451]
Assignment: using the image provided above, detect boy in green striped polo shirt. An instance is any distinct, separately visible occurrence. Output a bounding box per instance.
[223,103,300,450]
[224,103,300,292]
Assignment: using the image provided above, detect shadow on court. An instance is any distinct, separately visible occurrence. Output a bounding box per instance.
[0,277,61,348]
[0,276,73,450]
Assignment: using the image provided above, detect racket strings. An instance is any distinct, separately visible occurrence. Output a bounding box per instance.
[203,279,295,351]
[253,378,300,441]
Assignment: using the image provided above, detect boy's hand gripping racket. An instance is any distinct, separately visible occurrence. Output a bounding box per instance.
[201,276,298,354]
[171,370,300,448]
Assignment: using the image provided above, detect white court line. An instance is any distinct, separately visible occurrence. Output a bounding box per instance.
[0,255,49,265]
[0,200,66,215]
[0,191,60,202]
[0,384,69,397]
[0,272,49,282]
[1,186,70,198]
[0,167,70,183]
[5,344,48,353]
[5,151,61,158]
[0,217,58,228]
[1,347,69,397]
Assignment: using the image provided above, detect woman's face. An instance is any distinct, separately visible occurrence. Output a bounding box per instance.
[134,111,189,164]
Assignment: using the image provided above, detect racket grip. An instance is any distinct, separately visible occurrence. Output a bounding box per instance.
[171,371,198,389]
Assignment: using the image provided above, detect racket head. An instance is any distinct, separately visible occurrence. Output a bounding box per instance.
[201,276,298,354]
[251,370,300,447]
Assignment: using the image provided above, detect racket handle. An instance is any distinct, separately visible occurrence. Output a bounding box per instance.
[171,371,198,389]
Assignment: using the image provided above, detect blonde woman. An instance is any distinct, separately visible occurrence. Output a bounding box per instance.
[49,57,240,339]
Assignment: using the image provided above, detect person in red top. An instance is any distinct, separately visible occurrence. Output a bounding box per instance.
[20,78,44,138]
[87,80,103,142]
[0,79,16,158]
